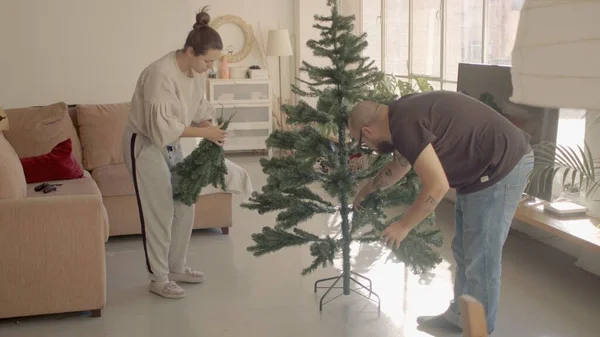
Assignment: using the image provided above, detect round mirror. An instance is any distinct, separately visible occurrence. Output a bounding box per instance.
[210,15,254,63]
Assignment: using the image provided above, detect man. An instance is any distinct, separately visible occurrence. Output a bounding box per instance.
[348,91,534,334]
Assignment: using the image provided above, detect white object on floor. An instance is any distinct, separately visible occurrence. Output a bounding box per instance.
[200,158,253,202]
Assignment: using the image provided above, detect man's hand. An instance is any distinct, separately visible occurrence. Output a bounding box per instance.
[353,152,412,212]
[381,222,412,249]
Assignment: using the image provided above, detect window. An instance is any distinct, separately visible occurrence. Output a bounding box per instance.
[358,0,589,203]
[360,0,523,90]
[362,0,382,70]
[553,109,588,199]
[383,0,409,76]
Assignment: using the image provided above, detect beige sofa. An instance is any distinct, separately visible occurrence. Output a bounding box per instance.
[0,102,232,320]
[66,102,232,236]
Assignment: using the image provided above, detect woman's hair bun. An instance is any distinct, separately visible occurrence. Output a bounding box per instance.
[193,6,211,29]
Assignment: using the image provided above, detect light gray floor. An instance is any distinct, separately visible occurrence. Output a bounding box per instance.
[2,154,600,337]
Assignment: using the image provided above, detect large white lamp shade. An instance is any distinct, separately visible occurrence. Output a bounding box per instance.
[266,29,293,57]
[510,0,600,110]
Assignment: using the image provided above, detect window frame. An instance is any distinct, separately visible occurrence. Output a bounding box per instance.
[360,0,497,90]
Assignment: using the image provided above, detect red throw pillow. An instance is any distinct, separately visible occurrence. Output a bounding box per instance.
[20,138,84,184]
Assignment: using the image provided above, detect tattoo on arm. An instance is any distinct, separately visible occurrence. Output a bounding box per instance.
[372,168,392,190]
[423,195,440,214]
[372,155,409,192]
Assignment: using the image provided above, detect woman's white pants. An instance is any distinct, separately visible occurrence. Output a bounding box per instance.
[122,128,194,282]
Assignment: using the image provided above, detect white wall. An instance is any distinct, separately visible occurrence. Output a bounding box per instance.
[0,0,293,109]
[341,0,361,35]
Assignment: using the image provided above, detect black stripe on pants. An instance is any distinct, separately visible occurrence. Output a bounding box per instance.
[130,133,153,274]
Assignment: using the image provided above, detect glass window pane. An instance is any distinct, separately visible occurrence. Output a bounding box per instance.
[426,80,441,90]
[384,0,410,76]
[411,0,442,77]
[443,82,457,92]
[362,0,382,70]
[485,0,523,65]
[444,0,484,82]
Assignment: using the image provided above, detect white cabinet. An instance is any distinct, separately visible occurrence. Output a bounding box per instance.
[207,79,272,154]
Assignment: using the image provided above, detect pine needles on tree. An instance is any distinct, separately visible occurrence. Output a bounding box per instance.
[242,0,443,293]
[171,110,236,206]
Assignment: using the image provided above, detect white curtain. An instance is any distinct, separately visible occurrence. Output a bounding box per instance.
[510,0,600,110]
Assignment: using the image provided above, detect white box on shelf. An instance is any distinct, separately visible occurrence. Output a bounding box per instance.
[249,69,269,79]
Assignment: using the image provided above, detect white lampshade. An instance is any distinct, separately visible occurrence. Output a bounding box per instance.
[510,0,600,110]
[266,29,293,57]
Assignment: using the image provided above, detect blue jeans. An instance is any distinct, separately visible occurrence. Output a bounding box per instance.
[443,150,534,334]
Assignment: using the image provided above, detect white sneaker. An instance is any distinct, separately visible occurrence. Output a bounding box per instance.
[169,267,205,283]
[149,281,186,299]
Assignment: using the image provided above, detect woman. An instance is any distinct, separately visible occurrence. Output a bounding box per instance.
[122,6,226,299]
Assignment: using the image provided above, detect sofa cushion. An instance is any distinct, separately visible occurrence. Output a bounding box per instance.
[3,102,83,167]
[91,164,134,197]
[76,103,129,171]
[26,171,100,199]
[20,138,85,184]
[0,133,27,200]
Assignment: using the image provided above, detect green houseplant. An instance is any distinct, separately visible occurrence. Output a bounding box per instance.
[528,141,600,202]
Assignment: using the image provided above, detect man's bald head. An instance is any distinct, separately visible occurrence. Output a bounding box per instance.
[348,100,384,132]
[347,100,394,154]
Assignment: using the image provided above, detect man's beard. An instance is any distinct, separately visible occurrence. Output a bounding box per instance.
[376,141,395,154]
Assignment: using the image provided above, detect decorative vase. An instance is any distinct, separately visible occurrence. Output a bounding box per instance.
[220,56,230,79]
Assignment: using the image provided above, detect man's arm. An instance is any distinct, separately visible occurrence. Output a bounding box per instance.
[393,144,449,229]
[360,152,412,196]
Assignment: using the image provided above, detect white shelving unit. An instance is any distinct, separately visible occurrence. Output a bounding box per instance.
[206,79,273,154]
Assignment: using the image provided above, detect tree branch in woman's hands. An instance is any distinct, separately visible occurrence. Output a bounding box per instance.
[200,124,227,146]
[181,124,227,146]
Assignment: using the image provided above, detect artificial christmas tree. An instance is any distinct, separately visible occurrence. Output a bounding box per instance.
[242,0,443,310]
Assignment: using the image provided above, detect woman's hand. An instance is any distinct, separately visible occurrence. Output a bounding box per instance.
[201,123,227,146]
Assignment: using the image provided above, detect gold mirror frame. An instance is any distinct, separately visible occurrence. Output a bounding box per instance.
[210,15,254,63]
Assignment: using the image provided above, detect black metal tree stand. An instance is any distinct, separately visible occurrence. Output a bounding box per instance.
[314,269,381,313]
[313,199,381,312]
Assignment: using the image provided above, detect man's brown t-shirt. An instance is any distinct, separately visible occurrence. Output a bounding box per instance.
[388,91,532,194]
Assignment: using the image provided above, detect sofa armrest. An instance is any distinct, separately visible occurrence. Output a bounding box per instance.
[0,194,108,318]
[0,194,109,243]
